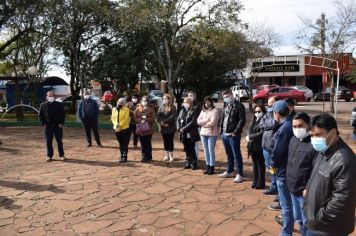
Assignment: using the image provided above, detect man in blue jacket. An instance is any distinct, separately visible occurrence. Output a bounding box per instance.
[78,92,102,147]
[270,100,294,236]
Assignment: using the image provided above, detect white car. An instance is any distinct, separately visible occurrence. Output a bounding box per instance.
[230,85,256,101]
[290,86,313,102]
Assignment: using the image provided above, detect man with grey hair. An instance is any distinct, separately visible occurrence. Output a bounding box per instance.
[39,91,66,162]
[78,91,102,147]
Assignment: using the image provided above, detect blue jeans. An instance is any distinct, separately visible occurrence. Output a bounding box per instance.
[200,135,217,166]
[263,149,277,192]
[45,125,64,158]
[291,194,316,236]
[277,177,294,236]
[221,134,243,175]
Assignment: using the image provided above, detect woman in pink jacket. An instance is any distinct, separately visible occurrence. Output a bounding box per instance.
[197,96,220,175]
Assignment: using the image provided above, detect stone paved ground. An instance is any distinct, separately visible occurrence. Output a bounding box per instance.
[0,109,355,236]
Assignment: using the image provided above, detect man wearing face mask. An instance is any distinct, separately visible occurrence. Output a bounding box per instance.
[304,113,356,236]
[78,92,102,147]
[269,100,294,236]
[219,89,246,183]
[259,96,280,196]
[39,91,66,162]
[284,112,317,236]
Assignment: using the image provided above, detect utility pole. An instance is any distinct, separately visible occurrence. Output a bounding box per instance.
[318,13,326,56]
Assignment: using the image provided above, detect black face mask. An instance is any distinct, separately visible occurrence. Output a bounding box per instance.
[117,105,122,109]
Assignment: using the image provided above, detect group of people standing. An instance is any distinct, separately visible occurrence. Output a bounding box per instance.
[39,89,355,236]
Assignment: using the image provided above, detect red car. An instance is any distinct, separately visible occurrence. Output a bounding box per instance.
[101,91,114,102]
[253,87,306,105]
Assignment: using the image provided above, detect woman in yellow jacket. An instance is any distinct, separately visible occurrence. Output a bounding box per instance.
[111,98,130,162]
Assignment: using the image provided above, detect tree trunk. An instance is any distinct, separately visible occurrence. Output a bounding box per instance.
[329,71,335,113]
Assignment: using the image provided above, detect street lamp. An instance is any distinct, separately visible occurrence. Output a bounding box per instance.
[25,66,39,106]
[27,66,39,77]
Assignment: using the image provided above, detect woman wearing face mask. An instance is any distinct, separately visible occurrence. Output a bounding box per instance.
[111,98,131,163]
[177,97,200,170]
[128,94,140,148]
[134,96,156,162]
[157,94,177,162]
[197,96,220,175]
[246,105,267,189]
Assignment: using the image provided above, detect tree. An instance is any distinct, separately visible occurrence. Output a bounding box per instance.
[50,0,115,113]
[118,0,244,94]
[297,0,356,112]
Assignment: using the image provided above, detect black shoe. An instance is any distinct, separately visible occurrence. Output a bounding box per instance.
[268,203,282,211]
[98,144,103,148]
[191,162,197,170]
[122,154,128,163]
[255,184,266,189]
[251,183,256,189]
[87,143,92,147]
[204,165,210,174]
[274,215,283,226]
[208,166,215,175]
[263,189,278,195]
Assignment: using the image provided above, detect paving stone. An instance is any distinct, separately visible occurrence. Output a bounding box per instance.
[50,199,84,212]
[203,212,229,225]
[92,201,125,217]
[20,227,46,236]
[0,217,13,226]
[208,219,249,236]
[73,220,113,234]
[105,219,136,232]
[137,213,160,225]
[155,217,185,228]
[181,211,206,222]
[0,209,15,219]
[144,183,173,194]
[184,222,210,236]
[240,223,265,236]
[0,227,17,235]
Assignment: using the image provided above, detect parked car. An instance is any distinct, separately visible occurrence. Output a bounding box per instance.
[289,86,313,102]
[149,90,164,98]
[147,93,163,107]
[231,85,256,101]
[101,91,114,102]
[256,84,279,93]
[253,87,306,105]
[314,86,353,102]
[56,95,101,111]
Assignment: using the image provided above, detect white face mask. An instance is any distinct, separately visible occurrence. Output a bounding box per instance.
[163,99,169,105]
[255,111,263,119]
[47,96,55,103]
[84,95,90,100]
[183,103,190,110]
[132,98,138,103]
[142,101,148,107]
[293,128,308,140]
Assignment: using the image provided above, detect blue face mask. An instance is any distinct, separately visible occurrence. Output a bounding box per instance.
[224,97,232,104]
[311,137,329,153]
[267,107,273,112]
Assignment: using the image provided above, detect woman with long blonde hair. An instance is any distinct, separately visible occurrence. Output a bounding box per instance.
[157,93,177,162]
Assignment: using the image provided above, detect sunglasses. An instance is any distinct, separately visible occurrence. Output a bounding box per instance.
[255,111,262,113]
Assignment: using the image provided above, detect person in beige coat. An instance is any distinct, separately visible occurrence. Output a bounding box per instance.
[197,96,220,175]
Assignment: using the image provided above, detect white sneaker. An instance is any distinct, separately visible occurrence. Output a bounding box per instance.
[168,152,174,162]
[59,156,66,161]
[234,174,243,183]
[219,171,234,178]
[163,151,169,161]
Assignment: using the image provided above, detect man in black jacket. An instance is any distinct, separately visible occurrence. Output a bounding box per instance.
[78,92,102,147]
[219,89,246,183]
[39,91,66,162]
[305,113,356,236]
[286,112,317,236]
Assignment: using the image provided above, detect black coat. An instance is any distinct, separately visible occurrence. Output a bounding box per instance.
[177,107,200,142]
[157,105,177,134]
[286,136,317,196]
[351,107,356,134]
[247,117,264,156]
[304,138,356,236]
[39,101,65,126]
[220,100,246,135]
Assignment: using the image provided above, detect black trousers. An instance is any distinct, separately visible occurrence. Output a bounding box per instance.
[162,132,175,152]
[129,124,139,146]
[114,128,130,154]
[139,135,152,160]
[83,119,101,145]
[45,125,64,158]
[251,150,266,188]
[183,138,197,164]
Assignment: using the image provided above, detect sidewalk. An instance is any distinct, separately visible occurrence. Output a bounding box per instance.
[0,120,355,235]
